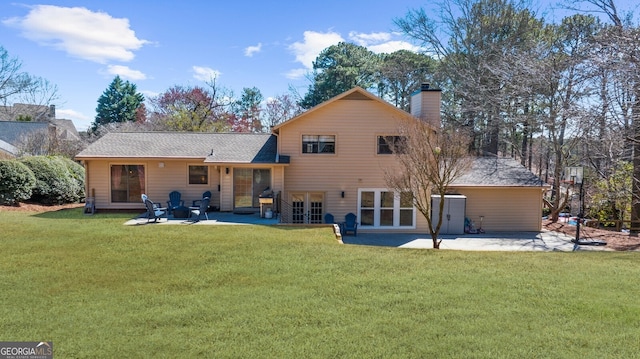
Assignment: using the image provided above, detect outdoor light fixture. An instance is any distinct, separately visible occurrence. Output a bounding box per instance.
[564,166,607,247]
[158,162,164,168]
[225,167,229,175]
[341,191,345,198]
[565,166,584,248]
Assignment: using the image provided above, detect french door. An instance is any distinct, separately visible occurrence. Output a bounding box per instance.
[290,192,324,224]
[358,189,415,228]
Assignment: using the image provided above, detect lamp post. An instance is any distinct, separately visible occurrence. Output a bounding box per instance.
[566,166,584,245]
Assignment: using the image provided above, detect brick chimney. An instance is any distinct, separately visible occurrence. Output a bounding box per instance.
[410,83,441,129]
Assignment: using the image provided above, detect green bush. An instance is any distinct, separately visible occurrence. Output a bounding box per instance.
[59,157,86,200]
[19,156,84,205]
[0,160,36,205]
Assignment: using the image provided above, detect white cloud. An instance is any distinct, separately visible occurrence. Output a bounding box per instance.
[367,41,420,54]
[288,31,344,69]
[285,68,309,80]
[106,65,147,80]
[56,108,91,131]
[3,5,148,63]
[348,31,392,46]
[348,31,420,54]
[245,43,262,57]
[140,90,159,99]
[192,66,221,82]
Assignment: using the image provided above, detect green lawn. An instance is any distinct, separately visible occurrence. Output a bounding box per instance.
[1,208,639,358]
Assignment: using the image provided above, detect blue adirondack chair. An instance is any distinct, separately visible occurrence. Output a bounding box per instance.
[190,197,210,222]
[342,212,358,236]
[143,197,165,223]
[324,213,335,224]
[192,191,212,207]
[166,191,184,214]
[341,213,358,236]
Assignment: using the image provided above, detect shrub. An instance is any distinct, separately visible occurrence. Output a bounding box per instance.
[19,156,83,205]
[59,157,86,200]
[0,160,37,205]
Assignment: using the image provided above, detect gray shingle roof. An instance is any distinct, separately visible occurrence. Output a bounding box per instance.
[0,121,50,144]
[452,156,546,187]
[75,132,278,164]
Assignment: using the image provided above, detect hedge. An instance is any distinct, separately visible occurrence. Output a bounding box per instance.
[0,160,37,205]
[19,156,85,205]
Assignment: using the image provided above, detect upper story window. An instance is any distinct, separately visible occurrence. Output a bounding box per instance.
[377,136,406,154]
[189,165,208,185]
[302,135,335,154]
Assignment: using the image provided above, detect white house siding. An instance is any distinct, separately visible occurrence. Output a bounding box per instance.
[452,186,544,232]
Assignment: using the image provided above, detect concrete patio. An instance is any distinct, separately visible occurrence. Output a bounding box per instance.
[125,211,610,252]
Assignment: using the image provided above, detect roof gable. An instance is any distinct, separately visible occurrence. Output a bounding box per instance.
[272,87,417,133]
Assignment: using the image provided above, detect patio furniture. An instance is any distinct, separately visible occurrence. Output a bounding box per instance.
[342,212,358,236]
[143,198,166,223]
[166,191,184,214]
[324,213,335,224]
[192,191,212,207]
[190,197,210,222]
[172,206,190,219]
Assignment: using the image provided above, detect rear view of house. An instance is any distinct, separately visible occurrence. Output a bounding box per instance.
[76,86,547,232]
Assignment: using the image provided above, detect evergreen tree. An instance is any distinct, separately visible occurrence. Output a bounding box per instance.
[91,76,144,132]
[300,42,380,108]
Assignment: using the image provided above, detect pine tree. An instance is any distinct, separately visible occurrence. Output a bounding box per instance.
[91,76,144,131]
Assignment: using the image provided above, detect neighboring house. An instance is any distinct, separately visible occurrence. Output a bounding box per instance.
[0,121,50,157]
[75,86,547,232]
[0,103,56,122]
[0,103,81,157]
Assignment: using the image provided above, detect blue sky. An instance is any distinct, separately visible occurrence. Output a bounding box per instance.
[1,1,636,131]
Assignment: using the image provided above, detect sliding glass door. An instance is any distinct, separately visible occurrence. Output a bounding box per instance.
[233,168,271,210]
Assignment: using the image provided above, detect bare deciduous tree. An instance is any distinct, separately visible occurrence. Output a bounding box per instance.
[0,46,59,120]
[384,120,472,249]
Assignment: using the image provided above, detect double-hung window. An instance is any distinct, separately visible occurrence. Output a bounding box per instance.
[377,135,406,154]
[189,165,208,185]
[302,135,335,154]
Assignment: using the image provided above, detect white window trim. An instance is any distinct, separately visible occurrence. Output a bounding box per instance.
[357,188,416,229]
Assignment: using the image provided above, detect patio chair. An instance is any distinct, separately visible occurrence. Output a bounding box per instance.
[143,198,165,223]
[342,212,358,236]
[190,197,210,222]
[192,190,212,207]
[324,213,335,224]
[166,191,184,214]
[142,194,159,209]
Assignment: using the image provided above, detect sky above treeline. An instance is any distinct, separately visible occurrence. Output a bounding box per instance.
[1,0,636,131]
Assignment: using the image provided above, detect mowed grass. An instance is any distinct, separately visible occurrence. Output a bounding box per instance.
[1,209,640,358]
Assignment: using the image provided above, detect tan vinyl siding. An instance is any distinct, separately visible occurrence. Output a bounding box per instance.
[84,159,222,210]
[453,187,543,231]
[278,99,428,230]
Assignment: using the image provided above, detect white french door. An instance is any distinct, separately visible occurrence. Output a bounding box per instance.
[290,192,324,224]
[358,189,415,229]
